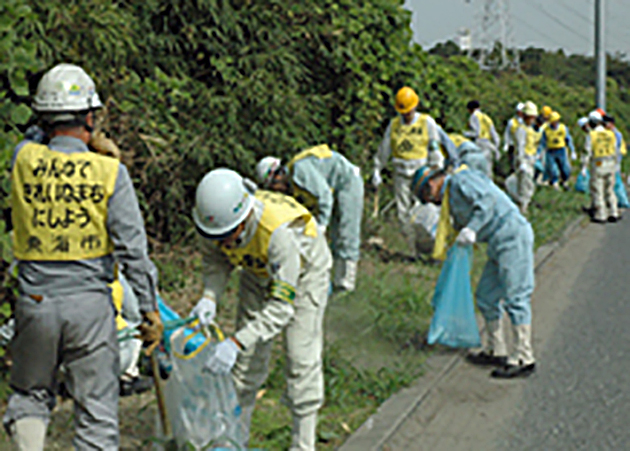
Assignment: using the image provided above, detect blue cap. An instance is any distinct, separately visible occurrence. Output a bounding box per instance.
[411,165,435,202]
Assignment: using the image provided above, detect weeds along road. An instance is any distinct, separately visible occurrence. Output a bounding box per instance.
[384,218,630,451]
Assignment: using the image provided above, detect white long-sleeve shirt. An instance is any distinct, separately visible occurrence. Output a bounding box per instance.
[199,197,331,349]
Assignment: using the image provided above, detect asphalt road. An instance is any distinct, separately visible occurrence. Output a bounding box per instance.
[501,217,630,450]
[385,219,630,451]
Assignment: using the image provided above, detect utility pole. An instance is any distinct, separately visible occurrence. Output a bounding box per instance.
[595,0,606,109]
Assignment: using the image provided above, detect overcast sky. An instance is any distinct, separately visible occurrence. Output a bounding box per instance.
[404,0,630,57]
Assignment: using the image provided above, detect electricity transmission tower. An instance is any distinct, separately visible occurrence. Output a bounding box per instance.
[475,0,519,70]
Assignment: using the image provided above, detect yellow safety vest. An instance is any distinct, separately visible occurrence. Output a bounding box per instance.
[11,142,119,261]
[590,129,617,159]
[544,123,567,150]
[287,144,333,168]
[390,114,430,160]
[521,125,542,157]
[473,110,494,140]
[286,144,334,214]
[448,133,470,149]
[218,190,317,280]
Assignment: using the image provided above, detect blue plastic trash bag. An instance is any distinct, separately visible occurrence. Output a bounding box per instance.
[615,171,630,208]
[158,294,206,355]
[428,245,481,348]
[163,328,245,449]
[575,169,590,193]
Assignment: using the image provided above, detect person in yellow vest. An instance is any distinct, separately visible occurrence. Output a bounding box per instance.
[372,86,443,257]
[190,168,332,450]
[464,100,501,176]
[503,102,524,172]
[255,145,363,292]
[538,111,576,190]
[411,164,536,379]
[584,111,620,223]
[514,101,542,215]
[4,63,162,450]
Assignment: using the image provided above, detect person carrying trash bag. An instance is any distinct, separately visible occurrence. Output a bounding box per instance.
[255,144,363,293]
[411,163,536,379]
[190,168,332,451]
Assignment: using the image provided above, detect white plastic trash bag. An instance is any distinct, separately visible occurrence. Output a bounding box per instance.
[410,202,440,254]
[163,327,244,450]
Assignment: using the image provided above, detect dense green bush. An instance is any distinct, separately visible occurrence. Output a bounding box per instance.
[2,0,630,248]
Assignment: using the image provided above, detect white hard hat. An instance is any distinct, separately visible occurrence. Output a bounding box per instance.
[33,63,103,115]
[256,156,282,187]
[192,168,254,237]
[577,117,589,128]
[516,102,525,112]
[522,101,538,117]
[588,110,603,123]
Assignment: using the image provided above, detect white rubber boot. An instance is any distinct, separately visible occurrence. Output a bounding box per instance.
[486,318,507,357]
[509,323,535,366]
[290,412,317,451]
[11,417,46,451]
[333,259,357,292]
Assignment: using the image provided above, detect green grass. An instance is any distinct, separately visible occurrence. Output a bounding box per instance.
[0,180,589,450]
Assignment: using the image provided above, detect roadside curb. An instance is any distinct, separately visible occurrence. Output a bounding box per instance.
[338,215,589,451]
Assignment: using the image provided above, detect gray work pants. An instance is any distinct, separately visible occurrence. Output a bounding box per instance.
[4,291,120,450]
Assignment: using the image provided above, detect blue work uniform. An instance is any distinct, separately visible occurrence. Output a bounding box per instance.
[457,141,491,177]
[447,169,534,326]
[289,150,364,262]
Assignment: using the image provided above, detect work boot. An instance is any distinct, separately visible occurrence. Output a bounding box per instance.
[467,319,507,366]
[492,323,535,379]
[491,361,536,378]
[10,417,47,451]
[609,215,622,223]
[466,351,507,367]
[119,376,153,397]
[290,412,317,451]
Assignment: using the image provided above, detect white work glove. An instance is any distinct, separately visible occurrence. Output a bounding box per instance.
[204,339,240,374]
[372,169,382,188]
[191,296,217,327]
[317,224,327,237]
[580,166,588,177]
[570,151,577,161]
[456,227,476,246]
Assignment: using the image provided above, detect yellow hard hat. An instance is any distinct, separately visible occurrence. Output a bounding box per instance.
[549,111,561,123]
[542,105,552,117]
[395,87,419,114]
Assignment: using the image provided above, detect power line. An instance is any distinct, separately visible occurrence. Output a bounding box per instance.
[557,0,592,25]
[534,2,591,44]
[517,15,570,49]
